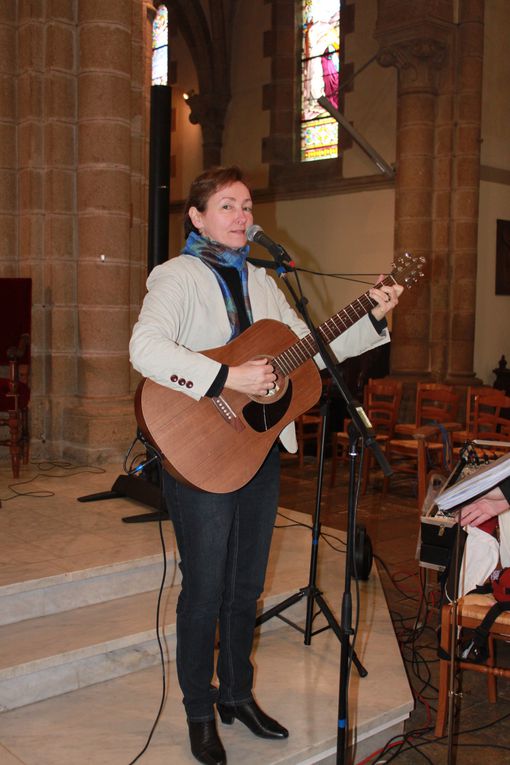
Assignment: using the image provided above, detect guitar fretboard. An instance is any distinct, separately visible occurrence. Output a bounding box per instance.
[274,274,396,376]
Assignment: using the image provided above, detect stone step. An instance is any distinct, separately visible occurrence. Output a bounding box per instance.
[0,611,413,765]
[0,509,325,711]
[0,583,304,712]
[0,553,178,626]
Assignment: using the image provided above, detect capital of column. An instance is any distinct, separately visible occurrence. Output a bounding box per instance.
[377,38,448,92]
[186,92,229,167]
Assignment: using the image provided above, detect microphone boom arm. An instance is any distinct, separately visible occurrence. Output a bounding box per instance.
[318,96,395,179]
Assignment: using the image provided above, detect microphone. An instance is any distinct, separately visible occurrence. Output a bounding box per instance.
[246,224,294,267]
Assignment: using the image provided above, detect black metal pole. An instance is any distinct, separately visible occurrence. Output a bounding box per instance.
[147,84,171,273]
[336,425,361,764]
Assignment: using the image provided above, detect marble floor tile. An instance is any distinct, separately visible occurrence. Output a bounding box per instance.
[1,456,507,763]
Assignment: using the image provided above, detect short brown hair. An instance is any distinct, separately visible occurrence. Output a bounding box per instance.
[183,166,248,237]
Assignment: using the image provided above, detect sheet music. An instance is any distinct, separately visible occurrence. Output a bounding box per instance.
[435,451,510,512]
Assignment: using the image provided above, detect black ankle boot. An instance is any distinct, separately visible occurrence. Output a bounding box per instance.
[217,699,289,739]
[187,719,227,765]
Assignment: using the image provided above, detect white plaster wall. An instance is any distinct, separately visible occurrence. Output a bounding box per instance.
[170,32,202,201]
[342,0,397,177]
[473,0,510,383]
[252,189,396,327]
[481,0,510,171]
[475,181,510,384]
[223,1,271,187]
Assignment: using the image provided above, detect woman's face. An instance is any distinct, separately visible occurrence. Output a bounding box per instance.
[189,181,253,249]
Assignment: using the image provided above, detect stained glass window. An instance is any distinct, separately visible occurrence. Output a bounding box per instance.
[300,0,340,162]
[152,4,168,86]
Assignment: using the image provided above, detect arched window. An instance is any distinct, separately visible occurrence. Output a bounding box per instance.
[300,0,341,162]
[152,3,168,86]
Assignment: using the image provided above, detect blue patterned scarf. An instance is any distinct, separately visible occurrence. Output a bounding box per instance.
[182,231,253,339]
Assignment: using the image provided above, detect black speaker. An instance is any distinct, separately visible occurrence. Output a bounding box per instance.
[147,84,171,273]
[351,524,373,580]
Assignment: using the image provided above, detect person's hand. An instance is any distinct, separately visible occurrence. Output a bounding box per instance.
[369,275,404,321]
[458,486,510,527]
[225,358,277,397]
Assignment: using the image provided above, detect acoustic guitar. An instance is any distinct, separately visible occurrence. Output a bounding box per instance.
[135,252,425,493]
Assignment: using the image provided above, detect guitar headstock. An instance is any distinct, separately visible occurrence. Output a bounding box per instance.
[390,252,426,289]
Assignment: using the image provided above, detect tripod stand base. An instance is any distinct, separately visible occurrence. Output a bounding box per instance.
[77,474,166,523]
[255,584,367,677]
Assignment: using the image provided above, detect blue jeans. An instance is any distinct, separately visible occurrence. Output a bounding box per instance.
[163,445,280,721]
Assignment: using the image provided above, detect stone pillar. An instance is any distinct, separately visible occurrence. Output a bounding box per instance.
[376,1,484,389]
[63,1,137,462]
[42,4,80,456]
[0,4,17,279]
[16,2,50,455]
[376,8,451,380]
[447,0,484,382]
[185,92,227,168]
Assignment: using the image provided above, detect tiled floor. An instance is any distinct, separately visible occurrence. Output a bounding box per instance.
[280,454,510,764]
[1,454,510,763]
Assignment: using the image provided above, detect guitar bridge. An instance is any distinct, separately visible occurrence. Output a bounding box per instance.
[211,396,245,432]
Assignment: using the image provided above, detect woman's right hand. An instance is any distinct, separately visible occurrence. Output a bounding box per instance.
[225,358,277,397]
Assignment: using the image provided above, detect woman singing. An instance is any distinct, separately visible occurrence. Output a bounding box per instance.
[130,166,402,764]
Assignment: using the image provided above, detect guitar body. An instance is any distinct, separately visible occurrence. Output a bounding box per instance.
[134,251,426,494]
[135,319,323,493]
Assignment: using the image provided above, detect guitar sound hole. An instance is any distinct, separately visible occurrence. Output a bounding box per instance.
[242,380,293,432]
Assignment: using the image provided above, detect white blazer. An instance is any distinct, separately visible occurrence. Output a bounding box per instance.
[129,255,390,452]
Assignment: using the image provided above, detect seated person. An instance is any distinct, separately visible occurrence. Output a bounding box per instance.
[459,477,510,527]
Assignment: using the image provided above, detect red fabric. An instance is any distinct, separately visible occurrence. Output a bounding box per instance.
[0,278,32,364]
[478,517,498,537]
[0,379,30,410]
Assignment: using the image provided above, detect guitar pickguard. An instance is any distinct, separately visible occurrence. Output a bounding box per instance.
[242,380,293,432]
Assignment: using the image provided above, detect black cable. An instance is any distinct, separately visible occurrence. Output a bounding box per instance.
[368,685,510,763]
[374,554,420,602]
[0,462,106,502]
[127,449,170,765]
[274,509,313,529]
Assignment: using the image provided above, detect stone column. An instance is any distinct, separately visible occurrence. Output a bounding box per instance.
[376,1,484,388]
[185,92,227,168]
[42,4,80,456]
[446,0,484,382]
[63,1,136,462]
[376,19,451,379]
[0,4,17,279]
[16,2,50,455]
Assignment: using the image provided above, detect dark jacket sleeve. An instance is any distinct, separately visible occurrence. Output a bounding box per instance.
[501,476,510,503]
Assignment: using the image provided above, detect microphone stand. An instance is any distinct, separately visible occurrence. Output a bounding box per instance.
[253,247,393,765]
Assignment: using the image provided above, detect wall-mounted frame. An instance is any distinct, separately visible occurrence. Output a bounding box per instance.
[496,219,510,295]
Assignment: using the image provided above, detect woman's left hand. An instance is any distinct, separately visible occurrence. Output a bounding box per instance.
[369,275,404,321]
[458,486,510,528]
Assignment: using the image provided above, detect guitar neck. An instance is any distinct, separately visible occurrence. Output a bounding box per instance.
[274,273,396,376]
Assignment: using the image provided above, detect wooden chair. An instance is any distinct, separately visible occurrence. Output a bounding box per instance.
[384,387,461,507]
[411,422,461,510]
[296,408,323,468]
[0,278,32,478]
[329,377,403,489]
[395,383,457,437]
[472,390,510,443]
[295,376,331,468]
[436,593,510,737]
[453,385,507,446]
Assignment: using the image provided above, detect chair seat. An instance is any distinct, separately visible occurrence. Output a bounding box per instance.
[436,592,510,737]
[394,422,417,436]
[388,439,443,453]
[457,592,510,626]
[452,427,473,444]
